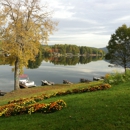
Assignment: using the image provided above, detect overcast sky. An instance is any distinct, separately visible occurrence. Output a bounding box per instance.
[42,0,130,48]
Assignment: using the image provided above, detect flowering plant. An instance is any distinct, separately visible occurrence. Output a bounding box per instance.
[0,83,111,117]
[0,100,66,117]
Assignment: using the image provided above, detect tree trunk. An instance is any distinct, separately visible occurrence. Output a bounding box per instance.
[14,57,20,90]
[124,62,127,74]
[125,67,127,74]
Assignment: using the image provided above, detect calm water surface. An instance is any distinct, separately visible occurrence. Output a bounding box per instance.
[0,60,124,92]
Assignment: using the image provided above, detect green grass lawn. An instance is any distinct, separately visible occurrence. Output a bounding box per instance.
[0,82,130,130]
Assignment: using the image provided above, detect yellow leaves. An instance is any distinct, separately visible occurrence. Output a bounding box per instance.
[0,0,58,74]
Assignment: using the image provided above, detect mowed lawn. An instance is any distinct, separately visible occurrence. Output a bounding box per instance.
[0,82,130,130]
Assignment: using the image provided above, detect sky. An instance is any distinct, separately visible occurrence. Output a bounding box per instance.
[42,0,130,48]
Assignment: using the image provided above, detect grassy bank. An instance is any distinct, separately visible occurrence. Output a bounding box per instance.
[0,81,130,130]
[0,82,102,105]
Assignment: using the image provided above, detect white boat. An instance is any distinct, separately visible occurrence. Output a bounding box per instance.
[63,80,73,84]
[93,76,104,81]
[19,74,36,88]
[41,80,55,86]
[0,90,6,96]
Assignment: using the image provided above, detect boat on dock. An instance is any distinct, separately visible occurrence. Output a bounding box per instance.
[93,76,104,81]
[63,80,73,84]
[80,78,91,83]
[41,80,55,86]
[0,91,6,96]
[19,74,36,88]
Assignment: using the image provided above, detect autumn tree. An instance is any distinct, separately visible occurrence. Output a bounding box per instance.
[106,24,130,73]
[0,0,58,90]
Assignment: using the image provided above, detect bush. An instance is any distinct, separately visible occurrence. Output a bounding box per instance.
[104,69,130,84]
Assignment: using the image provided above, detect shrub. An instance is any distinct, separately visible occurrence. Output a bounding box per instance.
[104,69,130,84]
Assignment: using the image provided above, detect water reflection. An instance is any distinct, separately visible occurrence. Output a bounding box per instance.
[0,55,124,92]
[49,56,102,66]
[27,55,103,69]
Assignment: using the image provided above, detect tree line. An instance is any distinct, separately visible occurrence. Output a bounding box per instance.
[41,44,105,56]
[0,48,104,68]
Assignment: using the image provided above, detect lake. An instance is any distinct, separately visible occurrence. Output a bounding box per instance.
[0,59,124,92]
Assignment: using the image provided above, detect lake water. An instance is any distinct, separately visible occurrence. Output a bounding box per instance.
[0,60,124,92]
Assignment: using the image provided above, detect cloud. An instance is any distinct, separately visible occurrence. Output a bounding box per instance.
[53,11,75,19]
[42,0,75,19]
[41,0,130,48]
[111,15,130,24]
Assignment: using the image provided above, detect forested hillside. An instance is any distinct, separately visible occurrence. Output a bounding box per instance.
[42,44,105,57]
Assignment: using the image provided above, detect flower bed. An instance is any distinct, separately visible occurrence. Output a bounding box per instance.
[0,83,111,117]
[0,100,66,117]
[8,84,111,104]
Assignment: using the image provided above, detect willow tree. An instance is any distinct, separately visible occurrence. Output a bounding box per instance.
[0,0,58,90]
